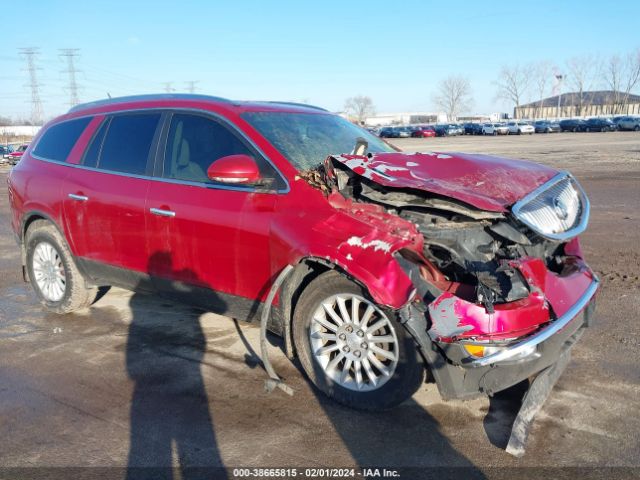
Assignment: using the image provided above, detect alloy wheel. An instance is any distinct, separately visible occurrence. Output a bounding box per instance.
[32,241,66,302]
[309,294,399,392]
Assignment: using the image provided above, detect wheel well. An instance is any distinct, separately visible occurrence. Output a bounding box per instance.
[23,214,47,240]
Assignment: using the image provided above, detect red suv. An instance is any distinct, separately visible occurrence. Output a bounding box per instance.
[8,94,598,411]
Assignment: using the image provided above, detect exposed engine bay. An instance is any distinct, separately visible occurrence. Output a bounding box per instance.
[300,154,575,313]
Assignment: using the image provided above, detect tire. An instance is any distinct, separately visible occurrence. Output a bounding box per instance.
[635,125,640,131]
[293,271,425,411]
[25,220,96,314]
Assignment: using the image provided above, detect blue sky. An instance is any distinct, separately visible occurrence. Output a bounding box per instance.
[1,0,639,120]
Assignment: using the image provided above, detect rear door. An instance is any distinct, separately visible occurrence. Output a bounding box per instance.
[62,112,163,281]
[145,111,283,314]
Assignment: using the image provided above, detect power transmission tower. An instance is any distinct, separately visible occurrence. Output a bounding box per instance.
[185,80,199,93]
[163,82,175,93]
[18,47,43,125]
[59,48,81,108]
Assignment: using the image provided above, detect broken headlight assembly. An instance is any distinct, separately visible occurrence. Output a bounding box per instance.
[512,172,590,241]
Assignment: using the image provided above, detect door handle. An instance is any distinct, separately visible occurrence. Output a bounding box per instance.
[150,207,176,217]
[68,193,89,202]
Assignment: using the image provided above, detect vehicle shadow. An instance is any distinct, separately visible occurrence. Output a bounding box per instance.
[125,251,227,480]
[301,354,489,479]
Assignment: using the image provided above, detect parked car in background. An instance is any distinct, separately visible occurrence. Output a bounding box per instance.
[464,123,483,135]
[433,124,458,136]
[0,145,10,160]
[507,121,535,135]
[450,124,464,135]
[560,119,586,132]
[482,123,509,135]
[378,127,397,138]
[581,118,615,132]
[8,93,598,413]
[411,126,436,138]
[395,126,412,138]
[3,144,17,159]
[7,144,28,165]
[533,120,561,133]
[616,116,640,131]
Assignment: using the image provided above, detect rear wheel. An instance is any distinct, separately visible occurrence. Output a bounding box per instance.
[293,271,424,411]
[26,220,96,314]
[635,125,640,131]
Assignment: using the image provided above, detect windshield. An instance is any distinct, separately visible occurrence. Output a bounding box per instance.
[241,111,394,170]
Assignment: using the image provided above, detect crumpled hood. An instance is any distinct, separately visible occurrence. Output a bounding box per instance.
[330,152,558,212]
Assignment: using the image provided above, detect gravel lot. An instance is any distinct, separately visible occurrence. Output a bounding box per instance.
[0,132,638,479]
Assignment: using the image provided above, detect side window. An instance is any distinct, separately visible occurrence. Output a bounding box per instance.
[163,113,257,184]
[98,113,161,175]
[82,118,109,168]
[32,117,92,162]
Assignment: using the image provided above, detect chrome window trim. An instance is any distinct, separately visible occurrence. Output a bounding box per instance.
[511,171,590,241]
[31,106,291,195]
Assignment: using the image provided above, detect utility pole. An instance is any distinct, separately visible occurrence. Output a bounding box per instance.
[18,47,44,125]
[555,74,564,120]
[59,48,81,108]
[163,82,175,93]
[185,81,199,93]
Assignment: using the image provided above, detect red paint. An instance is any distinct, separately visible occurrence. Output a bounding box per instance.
[428,256,595,341]
[206,154,261,184]
[331,152,557,212]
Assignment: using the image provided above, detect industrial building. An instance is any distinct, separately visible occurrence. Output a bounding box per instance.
[515,90,640,119]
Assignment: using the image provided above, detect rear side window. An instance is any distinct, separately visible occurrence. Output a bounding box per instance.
[32,117,92,162]
[98,113,161,175]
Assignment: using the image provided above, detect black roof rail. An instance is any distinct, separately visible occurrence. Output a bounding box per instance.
[68,93,232,113]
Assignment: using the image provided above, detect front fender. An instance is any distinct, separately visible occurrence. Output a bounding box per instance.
[271,200,421,309]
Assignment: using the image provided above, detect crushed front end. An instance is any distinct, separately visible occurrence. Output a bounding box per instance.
[307,152,599,401]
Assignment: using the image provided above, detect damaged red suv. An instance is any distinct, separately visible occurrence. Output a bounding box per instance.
[9,94,598,412]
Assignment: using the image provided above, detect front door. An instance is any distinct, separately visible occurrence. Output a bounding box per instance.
[145,112,282,317]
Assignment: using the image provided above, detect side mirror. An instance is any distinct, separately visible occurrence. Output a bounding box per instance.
[207,154,261,185]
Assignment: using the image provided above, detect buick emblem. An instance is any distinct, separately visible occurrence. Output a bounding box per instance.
[553,197,569,220]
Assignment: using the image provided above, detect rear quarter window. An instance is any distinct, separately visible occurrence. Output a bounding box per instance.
[32,117,92,162]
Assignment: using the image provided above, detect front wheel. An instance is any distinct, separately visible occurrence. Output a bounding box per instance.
[293,271,425,411]
[26,220,96,314]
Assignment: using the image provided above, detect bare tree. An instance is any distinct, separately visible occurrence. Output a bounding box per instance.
[432,75,473,121]
[344,95,376,124]
[532,61,555,118]
[495,64,533,117]
[566,55,600,116]
[602,50,640,114]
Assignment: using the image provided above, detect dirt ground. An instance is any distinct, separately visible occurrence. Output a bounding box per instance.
[0,132,638,479]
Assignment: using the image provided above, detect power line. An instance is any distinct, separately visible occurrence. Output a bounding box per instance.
[163,82,175,93]
[185,80,199,93]
[18,47,44,125]
[59,48,81,107]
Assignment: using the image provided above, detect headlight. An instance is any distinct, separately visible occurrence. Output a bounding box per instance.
[511,172,589,241]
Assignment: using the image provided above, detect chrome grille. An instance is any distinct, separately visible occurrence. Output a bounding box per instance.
[511,172,589,241]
